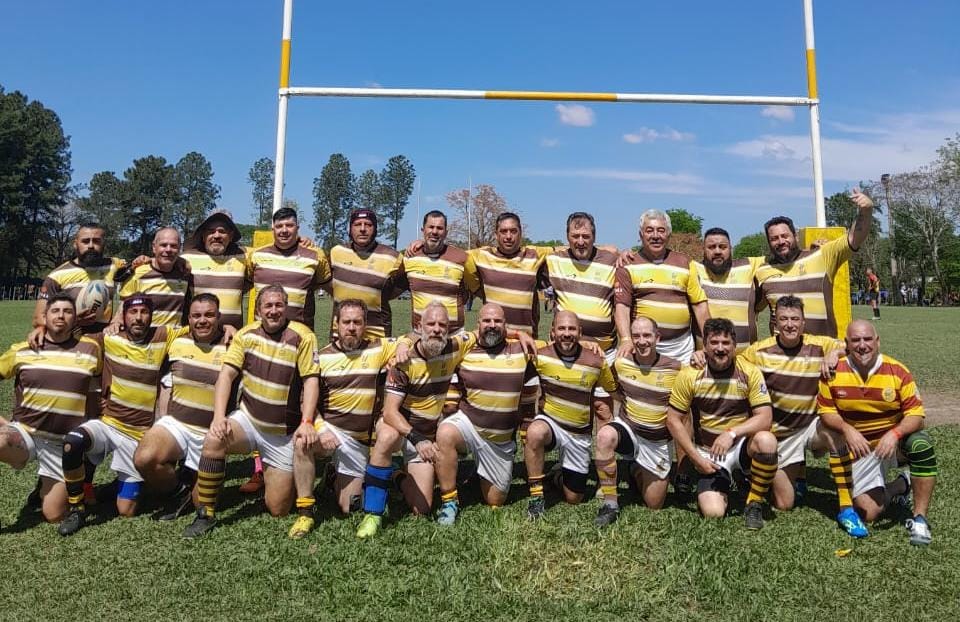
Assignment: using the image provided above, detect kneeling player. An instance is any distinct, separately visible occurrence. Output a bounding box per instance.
[0,294,101,524]
[665,318,778,529]
[183,286,320,538]
[594,316,680,526]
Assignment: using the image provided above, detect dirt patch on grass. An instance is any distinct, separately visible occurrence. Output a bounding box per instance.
[924,392,960,426]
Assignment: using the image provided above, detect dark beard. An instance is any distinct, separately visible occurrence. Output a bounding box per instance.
[705,257,732,276]
[77,250,107,268]
[769,244,801,265]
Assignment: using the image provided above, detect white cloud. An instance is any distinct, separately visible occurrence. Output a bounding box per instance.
[364,81,383,88]
[555,104,595,127]
[761,106,796,122]
[623,127,695,144]
[540,138,560,148]
[510,167,703,195]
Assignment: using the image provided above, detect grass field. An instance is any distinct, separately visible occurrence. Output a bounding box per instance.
[1,300,959,621]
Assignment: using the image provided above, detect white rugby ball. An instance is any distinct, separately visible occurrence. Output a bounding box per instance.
[75,280,111,322]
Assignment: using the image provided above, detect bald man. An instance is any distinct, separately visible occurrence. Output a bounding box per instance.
[818,320,937,545]
[524,311,617,519]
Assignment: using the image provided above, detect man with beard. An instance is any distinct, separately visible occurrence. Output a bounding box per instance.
[58,294,182,535]
[818,320,937,546]
[0,294,102,524]
[694,227,764,354]
[433,303,537,525]
[133,294,233,521]
[355,302,477,538]
[615,209,710,364]
[756,188,875,337]
[524,311,617,520]
[33,222,128,336]
[665,319,777,530]
[287,299,398,539]
[181,211,249,330]
[329,209,404,340]
[182,286,320,538]
[593,316,681,526]
[119,227,193,329]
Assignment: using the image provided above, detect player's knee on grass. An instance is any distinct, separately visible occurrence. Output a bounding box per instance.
[40,479,68,522]
[435,422,464,451]
[854,488,885,523]
[480,480,508,508]
[642,473,669,509]
[116,480,142,517]
[698,491,728,518]
[771,469,797,511]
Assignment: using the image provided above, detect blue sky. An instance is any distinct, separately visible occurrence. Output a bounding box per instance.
[3,1,958,249]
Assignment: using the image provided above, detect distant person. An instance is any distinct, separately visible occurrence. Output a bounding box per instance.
[866,268,881,320]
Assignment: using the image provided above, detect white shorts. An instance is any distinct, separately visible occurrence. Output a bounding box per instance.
[593,347,619,398]
[852,452,899,498]
[777,418,823,468]
[521,375,540,405]
[656,332,694,365]
[81,419,143,482]
[230,410,294,472]
[316,420,369,479]
[534,414,591,475]
[9,422,64,481]
[694,437,748,479]
[609,418,673,479]
[441,412,515,492]
[401,438,428,466]
[161,372,173,389]
[154,416,205,471]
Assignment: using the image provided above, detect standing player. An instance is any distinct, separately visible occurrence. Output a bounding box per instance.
[866,268,881,320]
[59,294,180,535]
[133,294,232,520]
[181,211,249,329]
[182,286,320,538]
[615,209,710,364]
[665,318,778,529]
[756,188,875,337]
[0,294,101,524]
[329,208,404,340]
[524,311,617,519]
[288,300,398,539]
[119,227,192,328]
[694,227,764,354]
[818,320,937,545]
[594,317,681,526]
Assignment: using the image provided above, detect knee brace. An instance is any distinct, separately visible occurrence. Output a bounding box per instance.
[63,429,92,470]
[561,468,588,494]
[117,480,142,501]
[903,431,938,478]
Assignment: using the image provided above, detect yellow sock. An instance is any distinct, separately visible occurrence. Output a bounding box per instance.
[746,453,778,505]
[829,450,854,509]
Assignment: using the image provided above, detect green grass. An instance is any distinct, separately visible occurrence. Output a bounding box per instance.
[1,301,959,621]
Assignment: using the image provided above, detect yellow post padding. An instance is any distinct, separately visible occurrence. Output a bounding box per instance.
[800,226,850,339]
[805,49,818,99]
[247,230,275,323]
[279,39,292,88]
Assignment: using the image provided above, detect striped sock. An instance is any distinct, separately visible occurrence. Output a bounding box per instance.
[440,489,459,505]
[196,456,226,517]
[829,448,854,509]
[528,474,545,499]
[746,452,778,505]
[595,457,619,505]
[296,496,316,517]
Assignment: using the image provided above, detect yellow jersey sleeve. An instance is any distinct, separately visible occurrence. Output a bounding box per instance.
[899,370,925,418]
[0,343,22,379]
[746,363,772,408]
[816,379,838,416]
[668,367,695,412]
[685,260,708,304]
[598,360,618,393]
[223,330,249,371]
[739,342,759,366]
[463,251,480,294]
[297,331,321,377]
[312,248,333,287]
[821,235,853,277]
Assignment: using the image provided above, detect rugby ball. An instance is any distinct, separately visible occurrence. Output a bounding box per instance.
[75,280,111,322]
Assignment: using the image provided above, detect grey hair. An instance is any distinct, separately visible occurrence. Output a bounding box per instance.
[153,226,182,245]
[639,209,672,237]
[422,301,448,319]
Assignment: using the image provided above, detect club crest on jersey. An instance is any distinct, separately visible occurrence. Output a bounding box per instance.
[882,388,896,402]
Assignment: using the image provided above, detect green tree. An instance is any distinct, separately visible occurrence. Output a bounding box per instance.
[169,151,220,235]
[356,169,386,219]
[826,190,884,292]
[77,171,128,254]
[0,86,72,279]
[248,157,274,227]
[313,154,355,251]
[380,155,416,248]
[666,208,703,236]
[123,155,178,255]
[733,232,767,259]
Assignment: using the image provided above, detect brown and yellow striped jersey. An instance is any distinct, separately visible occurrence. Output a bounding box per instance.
[39,257,127,334]
[247,243,332,330]
[119,263,192,329]
[0,337,102,438]
[329,243,404,340]
[399,244,471,333]
[693,257,763,353]
[102,326,184,437]
[317,338,398,445]
[457,339,536,443]
[224,320,320,436]
[385,332,477,438]
[466,246,550,337]
[756,236,852,338]
[817,354,924,446]
[615,250,707,341]
[741,334,843,439]
[181,250,248,329]
[165,332,231,433]
[669,358,771,448]
[612,353,682,441]
[533,343,617,434]
[544,248,618,351]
